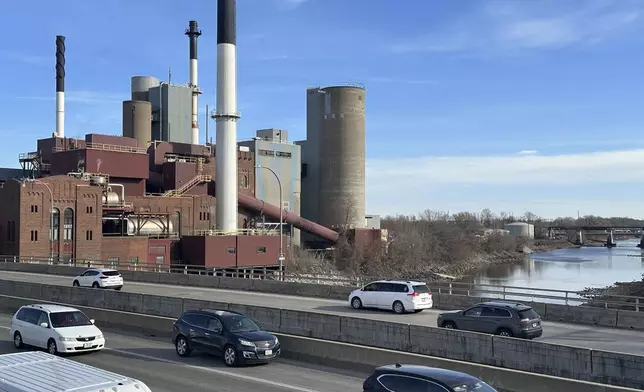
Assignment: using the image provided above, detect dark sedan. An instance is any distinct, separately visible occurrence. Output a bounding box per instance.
[436,301,543,339]
[172,309,281,366]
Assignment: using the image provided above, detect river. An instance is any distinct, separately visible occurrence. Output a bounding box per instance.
[464,239,644,291]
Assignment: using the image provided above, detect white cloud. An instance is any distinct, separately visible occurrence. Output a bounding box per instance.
[390,0,643,54]
[518,150,538,155]
[368,149,644,186]
[366,149,644,218]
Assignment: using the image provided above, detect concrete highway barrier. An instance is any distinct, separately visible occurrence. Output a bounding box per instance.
[0,279,642,389]
[0,293,637,392]
[2,262,642,331]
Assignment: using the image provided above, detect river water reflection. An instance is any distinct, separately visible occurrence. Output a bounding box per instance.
[462,239,644,291]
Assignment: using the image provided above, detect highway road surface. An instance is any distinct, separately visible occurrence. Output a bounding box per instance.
[0,313,364,392]
[3,270,644,355]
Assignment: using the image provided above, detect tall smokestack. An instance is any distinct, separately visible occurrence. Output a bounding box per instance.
[55,35,65,138]
[185,20,202,145]
[213,0,240,233]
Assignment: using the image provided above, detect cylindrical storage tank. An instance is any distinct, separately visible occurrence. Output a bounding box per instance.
[504,222,533,238]
[122,100,152,148]
[126,217,174,236]
[102,191,120,205]
[131,76,160,102]
[317,85,366,229]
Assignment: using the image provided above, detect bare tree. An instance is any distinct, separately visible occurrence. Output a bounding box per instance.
[480,208,495,228]
[523,211,538,223]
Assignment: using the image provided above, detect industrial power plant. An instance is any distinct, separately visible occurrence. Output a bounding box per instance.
[0,0,383,272]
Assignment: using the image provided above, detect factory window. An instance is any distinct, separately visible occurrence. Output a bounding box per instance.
[51,208,60,241]
[31,205,38,213]
[63,208,74,241]
[107,257,119,266]
[86,206,93,214]
[206,212,211,220]
[30,230,38,242]
[155,255,165,265]
[86,230,93,241]
[130,257,139,265]
[172,212,181,236]
[199,212,203,221]
[257,246,266,254]
[241,175,248,189]
[227,247,236,254]
[276,151,291,158]
[258,149,275,156]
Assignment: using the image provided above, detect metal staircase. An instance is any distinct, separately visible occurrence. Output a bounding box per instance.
[163,174,212,197]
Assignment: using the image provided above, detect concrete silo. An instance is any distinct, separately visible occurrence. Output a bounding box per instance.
[131,76,160,102]
[317,84,366,229]
[504,222,535,239]
[122,100,152,148]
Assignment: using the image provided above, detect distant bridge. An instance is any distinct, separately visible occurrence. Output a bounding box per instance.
[545,226,644,231]
[543,226,643,248]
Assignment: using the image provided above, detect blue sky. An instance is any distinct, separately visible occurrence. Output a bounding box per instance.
[3,0,644,218]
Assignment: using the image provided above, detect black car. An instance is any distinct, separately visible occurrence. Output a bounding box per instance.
[172,309,281,367]
[436,301,543,339]
[362,364,498,392]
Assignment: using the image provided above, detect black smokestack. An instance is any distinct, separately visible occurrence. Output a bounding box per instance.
[56,35,65,92]
[185,20,202,60]
[217,0,236,45]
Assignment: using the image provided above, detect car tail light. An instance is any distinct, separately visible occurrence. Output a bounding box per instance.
[407,292,419,297]
[520,318,530,323]
[362,380,373,390]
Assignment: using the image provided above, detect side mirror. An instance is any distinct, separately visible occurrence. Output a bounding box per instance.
[39,322,48,328]
[90,319,95,324]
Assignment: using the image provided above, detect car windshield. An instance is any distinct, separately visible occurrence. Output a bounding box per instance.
[223,315,261,333]
[49,311,93,328]
[518,308,539,320]
[451,381,498,392]
[101,271,120,276]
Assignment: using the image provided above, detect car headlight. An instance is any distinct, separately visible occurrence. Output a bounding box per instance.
[59,337,75,342]
[274,336,279,344]
[95,334,103,340]
[238,339,255,347]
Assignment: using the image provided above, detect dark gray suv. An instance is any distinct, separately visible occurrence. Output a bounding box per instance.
[436,301,543,339]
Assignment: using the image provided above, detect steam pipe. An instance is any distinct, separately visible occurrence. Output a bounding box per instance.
[55,35,65,138]
[185,20,202,145]
[213,0,241,233]
[238,192,340,243]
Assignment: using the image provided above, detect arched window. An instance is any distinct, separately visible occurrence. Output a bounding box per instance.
[63,208,74,240]
[51,208,60,241]
[241,174,248,189]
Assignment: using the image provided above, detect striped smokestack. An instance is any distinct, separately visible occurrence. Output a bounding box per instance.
[213,0,241,233]
[55,35,65,138]
[185,20,202,145]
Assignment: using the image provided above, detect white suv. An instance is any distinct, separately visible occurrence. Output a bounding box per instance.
[10,304,105,355]
[72,268,123,290]
[348,280,433,314]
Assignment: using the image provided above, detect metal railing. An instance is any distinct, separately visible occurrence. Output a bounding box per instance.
[53,142,147,154]
[191,229,280,236]
[1,255,643,311]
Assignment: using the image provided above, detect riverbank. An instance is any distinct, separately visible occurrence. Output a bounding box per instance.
[527,239,579,253]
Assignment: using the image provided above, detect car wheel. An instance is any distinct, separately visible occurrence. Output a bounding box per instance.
[497,328,513,337]
[350,297,362,309]
[92,282,99,288]
[13,332,23,349]
[392,301,405,314]
[223,345,239,367]
[175,335,192,357]
[72,280,79,287]
[414,309,423,313]
[442,321,457,329]
[47,339,58,355]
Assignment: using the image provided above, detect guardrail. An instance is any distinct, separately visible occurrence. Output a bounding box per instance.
[2,255,643,312]
[0,279,642,390]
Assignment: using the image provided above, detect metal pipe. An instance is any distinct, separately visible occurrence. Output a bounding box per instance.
[256,165,285,279]
[107,183,125,203]
[185,20,202,145]
[55,35,65,138]
[213,0,241,233]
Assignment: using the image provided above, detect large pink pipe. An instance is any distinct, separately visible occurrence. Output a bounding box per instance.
[238,192,340,243]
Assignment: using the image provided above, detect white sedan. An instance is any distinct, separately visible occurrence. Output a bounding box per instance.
[72,268,123,290]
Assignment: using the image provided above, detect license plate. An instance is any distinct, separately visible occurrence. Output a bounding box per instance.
[265,349,272,356]
[83,342,92,348]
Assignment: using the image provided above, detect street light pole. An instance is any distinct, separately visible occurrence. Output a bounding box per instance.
[255,165,285,279]
[23,179,54,262]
